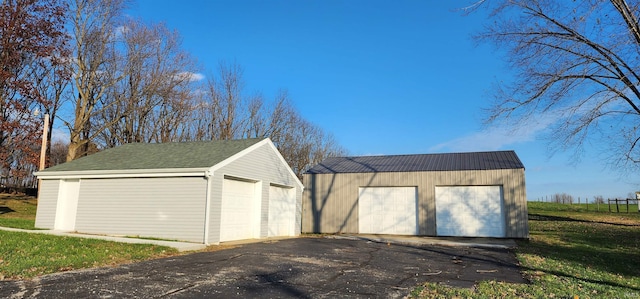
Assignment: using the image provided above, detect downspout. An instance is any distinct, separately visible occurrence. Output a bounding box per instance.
[203,170,213,245]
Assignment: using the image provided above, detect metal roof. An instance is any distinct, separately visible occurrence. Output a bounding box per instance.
[40,138,264,172]
[306,150,524,174]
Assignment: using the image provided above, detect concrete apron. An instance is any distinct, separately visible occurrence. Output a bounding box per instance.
[1,226,300,252]
[1,224,517,252]
[0,226,206,252]
[329,234,518,249]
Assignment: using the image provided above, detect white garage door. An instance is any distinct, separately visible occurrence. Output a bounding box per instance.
[221,178,258,242]
[54,179,80,231]
[358,187,418,235]
[268,185,296,237]
[435,186,505,237]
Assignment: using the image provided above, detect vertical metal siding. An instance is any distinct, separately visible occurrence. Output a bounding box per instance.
[74,177,207,243]
[302,168,529,238]
[209,143,302,243]
[34,179,60,229]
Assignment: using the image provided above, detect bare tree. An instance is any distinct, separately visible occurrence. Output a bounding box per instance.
[32,39,72,169]
[243,94,268,139]
[470,0,640,170]
[66,0,128,161]
[552,193,574,204]
[594,195,605,204]
[49,140,69,167]
[201,62,247,140]
[151,89,197,143]
[186,65,346,177]
[96,18,199,147]
[267,98,347,178]
[190,62,257,141]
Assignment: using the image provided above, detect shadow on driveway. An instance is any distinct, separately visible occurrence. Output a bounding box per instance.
[0,237,526,298]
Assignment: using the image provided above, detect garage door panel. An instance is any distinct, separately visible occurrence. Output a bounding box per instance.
[221,179,257,242]
[359,187,418,235]
[436,186,505,238]
[268,186,295,237]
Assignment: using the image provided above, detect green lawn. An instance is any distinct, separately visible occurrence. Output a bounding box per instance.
[0,193,180,280]
[0,230,176,280]
[410,202,640,298]
[0,193,37,229]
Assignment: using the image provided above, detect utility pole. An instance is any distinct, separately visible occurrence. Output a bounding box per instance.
[39,113,49,171]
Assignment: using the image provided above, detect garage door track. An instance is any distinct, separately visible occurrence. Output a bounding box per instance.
[0,237,526,298]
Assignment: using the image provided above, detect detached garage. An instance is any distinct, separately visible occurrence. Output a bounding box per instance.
[34,138,303,244]
[302,151,528,238]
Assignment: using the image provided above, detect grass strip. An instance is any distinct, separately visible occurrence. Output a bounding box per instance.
[0,218,36,230]
[0,230,177,280]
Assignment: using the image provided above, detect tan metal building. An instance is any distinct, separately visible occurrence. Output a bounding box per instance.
[302,151,529,238]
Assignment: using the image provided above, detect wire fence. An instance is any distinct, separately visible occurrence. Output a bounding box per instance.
[532,196,640,213]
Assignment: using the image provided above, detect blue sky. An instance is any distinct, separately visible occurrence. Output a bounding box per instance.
[119,0,640,200]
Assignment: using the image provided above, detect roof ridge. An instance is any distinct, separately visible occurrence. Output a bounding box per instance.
[331,150,517,159]
[120,138,265,146]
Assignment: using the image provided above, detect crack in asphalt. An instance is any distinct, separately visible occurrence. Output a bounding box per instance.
[324,245,380,284]
[157,283,198,298]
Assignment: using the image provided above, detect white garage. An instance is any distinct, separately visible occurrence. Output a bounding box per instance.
[358,187,418,235]
[35,138,303,245]
[435,186,506,238]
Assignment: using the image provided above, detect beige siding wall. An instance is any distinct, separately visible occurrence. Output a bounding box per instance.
[208,143,302,243]
[74,177,208,243]
[302,169,528,238]
[34,179,61,229]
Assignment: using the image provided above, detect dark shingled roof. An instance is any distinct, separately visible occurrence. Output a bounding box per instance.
[41,138,264,172]
[306,150,524,174]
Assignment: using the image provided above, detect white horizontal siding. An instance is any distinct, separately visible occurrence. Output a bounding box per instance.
[74,177,207,243]
[35,179,60,229]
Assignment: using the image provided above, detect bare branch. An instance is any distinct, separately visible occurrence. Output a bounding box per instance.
[476,0,640,169]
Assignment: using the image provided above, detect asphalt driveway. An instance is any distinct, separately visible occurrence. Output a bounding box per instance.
[0,237,526,298]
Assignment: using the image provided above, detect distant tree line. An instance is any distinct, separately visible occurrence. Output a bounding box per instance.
[0,0,345,189]
[535,193,636,204]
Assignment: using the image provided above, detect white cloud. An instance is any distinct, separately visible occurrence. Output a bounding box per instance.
[114,25,130,37]
[432,96,628,153]
[430,113,558,152]
[51,128,69,144]
[175,71,205,82]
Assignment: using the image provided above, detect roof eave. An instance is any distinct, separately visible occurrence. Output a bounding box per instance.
[34,167,210,179]
[305,166,525,175]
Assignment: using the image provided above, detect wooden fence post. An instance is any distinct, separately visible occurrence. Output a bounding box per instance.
[627,198,630,213]
[586,196,588,211]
